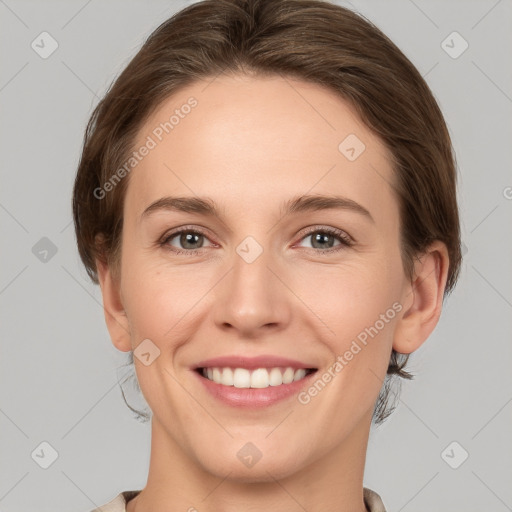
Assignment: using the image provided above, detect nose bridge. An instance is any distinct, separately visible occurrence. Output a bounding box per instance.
[214,234,287,333]
[235,241,268,287]
[231,235,274,305]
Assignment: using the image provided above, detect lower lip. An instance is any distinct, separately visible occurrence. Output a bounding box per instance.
[194,370,317,408]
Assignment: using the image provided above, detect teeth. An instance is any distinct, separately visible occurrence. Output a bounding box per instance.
[201,366,311,388]
[269,368,283,386]
[233,368,251,388]
[221,367,234,386]
[282,367,295,384]
[294,368,306,381]
[250,368,269,388]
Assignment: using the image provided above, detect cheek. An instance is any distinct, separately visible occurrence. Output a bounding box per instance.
[120,253,214,343]
[292,258,401,404]
[292,258,400,338]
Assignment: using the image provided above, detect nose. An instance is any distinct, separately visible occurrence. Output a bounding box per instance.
[213,243,291,338]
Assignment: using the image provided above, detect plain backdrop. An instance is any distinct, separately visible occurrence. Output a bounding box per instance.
[1,1,511,511]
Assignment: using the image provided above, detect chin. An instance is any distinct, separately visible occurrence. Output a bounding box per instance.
[194,441,307,483]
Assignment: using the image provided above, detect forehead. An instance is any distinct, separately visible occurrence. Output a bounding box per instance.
[124,73,397,224]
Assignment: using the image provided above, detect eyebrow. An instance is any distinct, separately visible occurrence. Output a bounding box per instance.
[140,194,374,224]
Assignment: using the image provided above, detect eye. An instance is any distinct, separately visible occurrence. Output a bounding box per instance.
[159,226,215,255]
[159,225,354,256]
[296,226,354,253]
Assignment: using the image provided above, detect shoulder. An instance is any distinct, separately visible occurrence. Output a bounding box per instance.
[363,487,387,512]
[88,490,142,512]
[87,488,382,512]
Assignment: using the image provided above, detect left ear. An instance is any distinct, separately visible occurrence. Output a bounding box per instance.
[393,240,450,354]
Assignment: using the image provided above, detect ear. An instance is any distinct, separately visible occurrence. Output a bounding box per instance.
[96,257,132,352]
[393,240,450,354]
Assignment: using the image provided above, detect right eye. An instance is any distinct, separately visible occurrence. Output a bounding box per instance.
[159,227,216,255]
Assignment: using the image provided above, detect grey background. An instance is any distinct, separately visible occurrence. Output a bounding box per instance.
[1,0,511,511]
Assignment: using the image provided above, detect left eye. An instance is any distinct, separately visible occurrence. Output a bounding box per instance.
[297,228,352,251]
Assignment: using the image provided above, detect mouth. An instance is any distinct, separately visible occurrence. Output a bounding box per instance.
[192,355,319,407]
[195,366,317,389]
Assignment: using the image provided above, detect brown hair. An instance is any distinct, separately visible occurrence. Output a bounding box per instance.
[72,0,462,425]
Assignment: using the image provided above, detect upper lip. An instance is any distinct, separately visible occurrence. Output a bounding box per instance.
[194,355,317,370]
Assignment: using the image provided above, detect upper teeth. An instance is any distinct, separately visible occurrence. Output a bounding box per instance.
[202,367,309,388]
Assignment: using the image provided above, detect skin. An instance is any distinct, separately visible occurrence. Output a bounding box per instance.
[96,73,449,512]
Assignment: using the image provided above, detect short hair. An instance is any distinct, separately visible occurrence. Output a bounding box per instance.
[72,0,462,425]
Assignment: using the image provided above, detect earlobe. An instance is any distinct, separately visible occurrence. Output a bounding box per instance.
[96,258,132,353]
[392,241,450,355]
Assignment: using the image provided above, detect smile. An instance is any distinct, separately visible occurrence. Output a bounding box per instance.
[198,366,316,388]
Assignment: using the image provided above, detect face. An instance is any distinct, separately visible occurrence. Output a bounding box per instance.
[109,73,414,481]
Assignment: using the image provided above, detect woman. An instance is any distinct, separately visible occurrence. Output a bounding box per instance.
[73,0,462,510]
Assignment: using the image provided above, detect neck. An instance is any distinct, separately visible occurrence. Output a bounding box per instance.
[128,411,372,512]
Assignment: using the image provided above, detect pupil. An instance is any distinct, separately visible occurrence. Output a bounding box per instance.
[313,232,333,249]
[182,233,201,249]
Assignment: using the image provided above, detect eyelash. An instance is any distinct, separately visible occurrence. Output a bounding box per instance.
[158,225,354,256]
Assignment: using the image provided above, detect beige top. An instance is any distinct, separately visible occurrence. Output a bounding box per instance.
[89,487,386,511]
